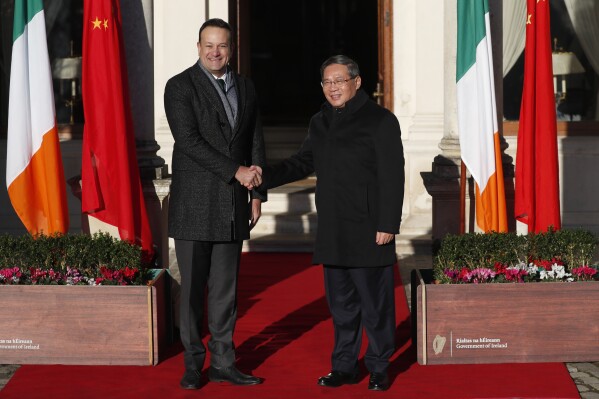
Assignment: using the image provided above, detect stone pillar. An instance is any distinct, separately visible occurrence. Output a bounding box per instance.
[421,0,463,242]
[119,0,169,267]
[421,0,514,242]
[121,0,167,179]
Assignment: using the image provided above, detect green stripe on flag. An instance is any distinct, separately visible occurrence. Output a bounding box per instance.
[456,0,488,82]
[12,0,44,42]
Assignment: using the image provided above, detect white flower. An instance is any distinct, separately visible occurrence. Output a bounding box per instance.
[539,270,549,280]
[526,264,539,275]
[539,265,571,280]
[551,264,571,279]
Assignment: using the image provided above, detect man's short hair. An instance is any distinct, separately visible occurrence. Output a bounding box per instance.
[198,18,233,45]
[320,55,360,79]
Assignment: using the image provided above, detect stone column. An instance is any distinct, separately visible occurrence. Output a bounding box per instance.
[421,0,463,242]
[121,0,167,180]
[120,0,169,267]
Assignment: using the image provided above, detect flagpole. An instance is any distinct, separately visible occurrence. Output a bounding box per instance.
[460,159,466,234]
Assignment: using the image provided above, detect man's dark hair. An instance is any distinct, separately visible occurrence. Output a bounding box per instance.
[320,55,360,79]
[198,18,233,45]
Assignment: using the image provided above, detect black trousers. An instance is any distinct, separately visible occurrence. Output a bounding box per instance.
[323,264,396,374]
[175,239,242,371]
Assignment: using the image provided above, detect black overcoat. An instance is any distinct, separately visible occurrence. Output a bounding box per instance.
[266,90,405,267]
[164,63,266,241]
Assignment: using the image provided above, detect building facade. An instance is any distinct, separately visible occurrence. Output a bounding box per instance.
[1,0,598,266]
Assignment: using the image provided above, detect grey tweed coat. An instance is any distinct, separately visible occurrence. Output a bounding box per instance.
[164,63,266,241]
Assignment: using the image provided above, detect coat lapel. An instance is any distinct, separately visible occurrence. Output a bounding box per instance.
[231,74,246,141]
[188,64,232,142]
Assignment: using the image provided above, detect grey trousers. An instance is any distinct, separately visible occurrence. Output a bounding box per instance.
[175,239,242,371]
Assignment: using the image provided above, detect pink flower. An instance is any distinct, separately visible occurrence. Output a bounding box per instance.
[466,268,496,284]
[0,267,22,284]
[571,266,597,281]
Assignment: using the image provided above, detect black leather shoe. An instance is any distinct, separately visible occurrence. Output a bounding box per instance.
[317,370,359,387]
[208,366,262,385]
[368,372,390,391]
[179,369,201,390]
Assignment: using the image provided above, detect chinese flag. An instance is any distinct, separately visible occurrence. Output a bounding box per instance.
[514,0,561,233]
[81,0,154,259]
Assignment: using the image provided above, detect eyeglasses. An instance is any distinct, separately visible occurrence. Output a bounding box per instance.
[321,77,356,89]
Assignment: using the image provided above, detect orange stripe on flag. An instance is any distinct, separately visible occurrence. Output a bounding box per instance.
[475,132,507,232]
[7,126,69,235]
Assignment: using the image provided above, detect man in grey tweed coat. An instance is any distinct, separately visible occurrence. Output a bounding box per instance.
[164,18,266,390]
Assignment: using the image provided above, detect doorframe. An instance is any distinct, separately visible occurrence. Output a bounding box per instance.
[378,0,394,111]
[228,0,250,77]
[229,0,394,111]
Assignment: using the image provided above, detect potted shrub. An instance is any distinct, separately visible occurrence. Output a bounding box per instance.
[411,229,599,365]
[0,233,169,366]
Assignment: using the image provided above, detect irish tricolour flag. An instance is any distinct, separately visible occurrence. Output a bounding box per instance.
[456,0,507,232]
[6,0,69,235]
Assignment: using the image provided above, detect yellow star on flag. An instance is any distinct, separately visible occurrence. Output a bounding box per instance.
[92,17,102,30]
[527,13,532,25]
[103,19,109,30]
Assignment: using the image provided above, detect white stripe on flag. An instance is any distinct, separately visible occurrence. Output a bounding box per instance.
[457,18,497,192]
[6,10,56,187]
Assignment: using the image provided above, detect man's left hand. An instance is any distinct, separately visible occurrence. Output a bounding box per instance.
[249,198,262,230]
[376,232,394,245]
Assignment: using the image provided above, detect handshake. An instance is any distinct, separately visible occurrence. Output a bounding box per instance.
[235,165,263,190]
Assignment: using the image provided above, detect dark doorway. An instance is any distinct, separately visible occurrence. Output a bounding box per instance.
[239,0,378,127]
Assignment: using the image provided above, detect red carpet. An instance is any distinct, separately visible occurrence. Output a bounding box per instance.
[1,253,579,399]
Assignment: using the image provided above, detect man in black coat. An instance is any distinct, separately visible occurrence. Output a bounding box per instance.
[164,18,266,390]
[263,55,405,391]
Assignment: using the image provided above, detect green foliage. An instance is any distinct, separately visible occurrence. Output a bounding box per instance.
[0,232,150,285]
[528,228,597,268]
[433,229,598,283]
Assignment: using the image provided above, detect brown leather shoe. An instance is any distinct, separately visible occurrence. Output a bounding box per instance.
[317,370,359,387]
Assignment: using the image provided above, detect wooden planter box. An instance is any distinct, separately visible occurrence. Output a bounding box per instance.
[0,269,170,366]
[411,269,599,365]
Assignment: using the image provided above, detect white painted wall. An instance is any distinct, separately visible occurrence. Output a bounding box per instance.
[393,0,445,236]
[153,0,212,170]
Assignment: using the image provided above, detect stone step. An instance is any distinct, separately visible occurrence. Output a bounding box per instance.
[262,177,316,207]
[245,231,432,256]
[250,179,433,256]
[263,126,307,165]
[244,233,314,253]
[262,192,316,214]
[251,212,318,235]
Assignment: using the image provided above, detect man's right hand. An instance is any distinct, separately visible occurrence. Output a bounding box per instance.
[235,165,262,190]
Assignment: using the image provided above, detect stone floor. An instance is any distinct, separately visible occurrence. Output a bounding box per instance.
[1,253,597,397]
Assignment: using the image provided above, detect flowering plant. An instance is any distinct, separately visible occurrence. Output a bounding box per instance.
[434,229,599,284]
[0,232,152,286]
